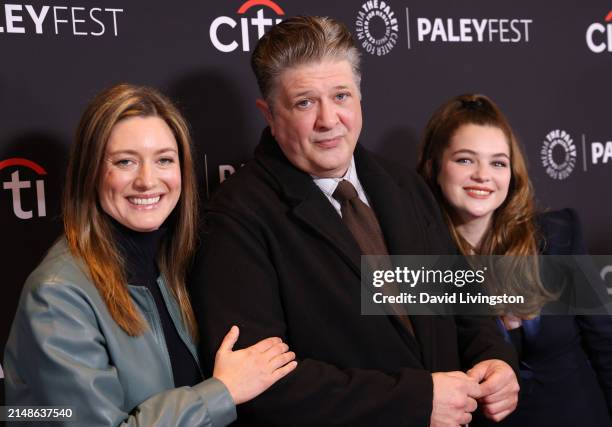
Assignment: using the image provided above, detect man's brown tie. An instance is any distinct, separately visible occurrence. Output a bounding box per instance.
[332,180,414,336]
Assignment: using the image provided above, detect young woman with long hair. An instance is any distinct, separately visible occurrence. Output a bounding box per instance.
[417,93,612,426]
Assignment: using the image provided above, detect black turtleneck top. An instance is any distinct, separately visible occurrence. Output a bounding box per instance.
[110,219,202,387]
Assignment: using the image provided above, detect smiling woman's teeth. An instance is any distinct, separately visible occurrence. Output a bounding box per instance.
[129,196,160,205]
[466,189,490,196]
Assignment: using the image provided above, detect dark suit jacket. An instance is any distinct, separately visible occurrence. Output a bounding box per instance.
[475,209,612,427]
[190,129,517,426]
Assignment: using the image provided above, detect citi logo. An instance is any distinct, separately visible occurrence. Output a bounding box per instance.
[1,158,47,219]
[586,10,612,53]
[209,0,284,53]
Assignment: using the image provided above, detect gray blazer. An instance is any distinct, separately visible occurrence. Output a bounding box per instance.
[5,238,236,427]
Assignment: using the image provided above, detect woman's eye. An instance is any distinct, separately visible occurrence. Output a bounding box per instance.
[492,161,508,168]
[455,158,472,165]
[115,159,134,168]
[159,157,175,166]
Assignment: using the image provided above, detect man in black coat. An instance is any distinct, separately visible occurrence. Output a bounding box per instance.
[190,16,519,427]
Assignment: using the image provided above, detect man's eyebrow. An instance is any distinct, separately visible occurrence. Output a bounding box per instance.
[289,85,353,99]
[291,90,315,98]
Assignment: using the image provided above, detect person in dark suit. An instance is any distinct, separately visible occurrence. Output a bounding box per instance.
[417,93,612,426]
[189,17,519,427]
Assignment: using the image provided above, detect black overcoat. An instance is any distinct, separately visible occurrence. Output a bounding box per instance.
[189,128,517,426]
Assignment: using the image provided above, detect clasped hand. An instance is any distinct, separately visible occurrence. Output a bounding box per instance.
[431,359,518,427]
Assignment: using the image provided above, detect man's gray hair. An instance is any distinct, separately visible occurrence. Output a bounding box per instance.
[251,16,362,102]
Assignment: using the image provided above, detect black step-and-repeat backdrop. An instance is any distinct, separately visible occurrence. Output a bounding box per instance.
[1,0,611,388]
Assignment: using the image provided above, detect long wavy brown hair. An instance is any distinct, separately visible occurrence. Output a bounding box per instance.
[417,93,554,316]
[63,84,198,337]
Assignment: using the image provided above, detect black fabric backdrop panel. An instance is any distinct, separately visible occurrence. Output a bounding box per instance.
[1,0,611,392]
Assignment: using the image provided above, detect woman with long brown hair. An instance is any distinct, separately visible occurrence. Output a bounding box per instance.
[417,93,612,426]
[5,84,297,426]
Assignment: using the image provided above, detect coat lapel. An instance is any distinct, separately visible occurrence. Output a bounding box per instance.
[354,145,428,255]
[255,130,436,368]
[292,194,362,276]
[255,129,361,276]
[354,145,436,368]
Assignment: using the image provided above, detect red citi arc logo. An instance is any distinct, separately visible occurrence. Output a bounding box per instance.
[237,0,284,14]
[0,158,47,219]
[586,10,612,53]
[209,0,285,53]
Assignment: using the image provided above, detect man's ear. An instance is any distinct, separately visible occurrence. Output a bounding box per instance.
[255,98,275,135]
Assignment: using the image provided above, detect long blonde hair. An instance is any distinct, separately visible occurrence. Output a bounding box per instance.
[417,93,554,316]
[63,84,198,337]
